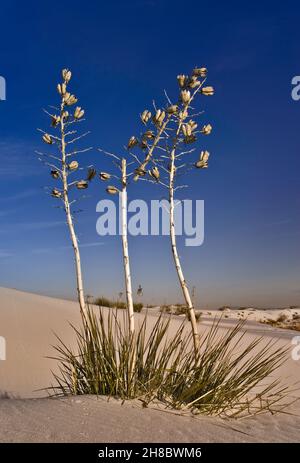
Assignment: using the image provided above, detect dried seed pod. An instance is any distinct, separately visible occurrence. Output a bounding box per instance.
[177,74,188,88]
[195,150,210,168]
[182,124,192,137]
[62,69,72,83]
[201,124,212,135]
[153,109,165,125]
[76,180,88,190]
[193,67,207,77]
[166,104,178,114]
[64,94,78,106]
[149,166,160,180]
[62,111,69,120]
[143,130,155,139]
[188,120,198,131]
[188,76,200,88]
[184,134,197,144]
[106,186,119,195]
[74,106,85,119]
[42,133,53,144]
[99,172,111,181]
[57,83,67,95]
[180,90,191,104]
[51,170,60,179]
[140,140,148,150]
[87,168,96,181]
[141,110,151,124]
[51,115,60,127]
[51,188,62,198]
[68,160,79,171]
[135,166,147,177]
[127,136,139,149]
[179,109,188,120]
[201,86,214,96]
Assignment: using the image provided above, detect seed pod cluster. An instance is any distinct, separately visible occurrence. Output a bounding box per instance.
[135,166,146,177]
[51,170,60,179]
[74,106,85,119]
[43,133,53,144]
[127,136,139,149]
[76,180,88,190]
[52,188,62,198]
[177,74,188,88]
[149,166,160,181]
[141,110,151,124]
[195,151,210,169]
[99,172,111,181]
[201,124,212,135]
[201,86,214,96]
[68,160,79,171]
[57,83,67,95]
[188,75,201,89]
[51,115,61,127]
[86,168,96,181]
[180,90,191,104]
[166,104,178,114]
[106,186,119,195]
[153,109,166,126]
[62,69,72,83]
[192,67,207,77]
[63,93,78,106]
[142,130,154,139]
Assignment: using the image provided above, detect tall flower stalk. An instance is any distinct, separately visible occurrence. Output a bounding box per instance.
[97,151,136,336]
[37,69,93,318]
[131,67,214,352]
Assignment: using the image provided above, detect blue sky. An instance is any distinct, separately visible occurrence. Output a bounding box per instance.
[0,0,299,308]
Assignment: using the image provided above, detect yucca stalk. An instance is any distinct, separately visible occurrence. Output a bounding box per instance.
[98,151,136,338]
[121,158,135,335]
[37,69,93,318]
[129,67,214,352]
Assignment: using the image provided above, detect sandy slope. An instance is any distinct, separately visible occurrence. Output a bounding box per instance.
[0,395,300,443]
[0,287,300,443]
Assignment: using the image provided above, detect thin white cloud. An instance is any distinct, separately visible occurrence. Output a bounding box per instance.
[0,249,13,258]
[32,241,104,254]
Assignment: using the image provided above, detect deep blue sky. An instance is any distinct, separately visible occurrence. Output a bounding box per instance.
[0,0,299,308]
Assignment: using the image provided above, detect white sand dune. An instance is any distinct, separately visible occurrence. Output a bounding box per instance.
[0,287,300,442]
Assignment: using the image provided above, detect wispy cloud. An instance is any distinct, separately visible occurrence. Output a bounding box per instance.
[0,188,39,202]
[0,140,40,179]
[0,249,13,258]
[32,241,104,254]
[0,220,65,234]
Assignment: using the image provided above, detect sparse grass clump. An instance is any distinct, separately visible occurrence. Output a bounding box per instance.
[94,297,142,312]
[51,307,290,417]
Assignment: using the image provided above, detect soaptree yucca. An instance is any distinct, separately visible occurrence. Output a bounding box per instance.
[97,149,140,338]
[37,69,95,317]
[127,67,214,352]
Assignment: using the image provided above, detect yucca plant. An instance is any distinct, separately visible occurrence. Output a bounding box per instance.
[125,67,214,352]
[50,307,291,417]
[37,69,94,317]
[98,152,134,335]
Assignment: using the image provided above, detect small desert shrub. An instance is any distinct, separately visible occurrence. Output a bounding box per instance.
[94,296,124,309]
[133,303,143,313]
[277,314,288,323]
[218,306,230,311]
[50,307,290,417]
[175,305,187,315]
[94,297,142,313]
[160,305,171,313]
[187,311,201,322]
